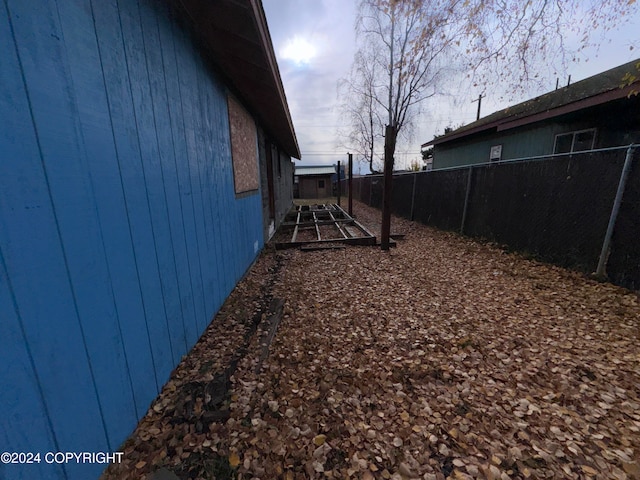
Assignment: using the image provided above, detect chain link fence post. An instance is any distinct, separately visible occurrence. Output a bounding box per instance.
[410,172,418,221]
[460,166,473,234]
[595,145,636,277]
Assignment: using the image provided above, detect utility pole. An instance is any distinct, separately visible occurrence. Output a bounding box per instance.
[472,93,485,121]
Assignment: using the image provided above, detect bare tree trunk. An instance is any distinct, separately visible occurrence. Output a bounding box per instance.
[388,5,394,127]
[381,3,396,250]
[381,124,397,251]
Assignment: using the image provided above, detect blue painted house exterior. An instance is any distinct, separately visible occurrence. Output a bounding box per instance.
[423,59,640,169]
[0,0,299,479]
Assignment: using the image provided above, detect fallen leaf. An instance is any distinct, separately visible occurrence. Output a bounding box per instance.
[581,465,598,476]
[229,452,240,468]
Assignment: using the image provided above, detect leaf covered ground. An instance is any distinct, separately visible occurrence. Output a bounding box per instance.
[102,201,640,480]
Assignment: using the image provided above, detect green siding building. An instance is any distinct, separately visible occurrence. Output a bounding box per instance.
[423,59,640,169]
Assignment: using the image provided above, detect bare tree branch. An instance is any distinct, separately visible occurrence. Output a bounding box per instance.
[338,0,639,171]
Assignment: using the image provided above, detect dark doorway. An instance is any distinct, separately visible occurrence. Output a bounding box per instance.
[265,141,276,221]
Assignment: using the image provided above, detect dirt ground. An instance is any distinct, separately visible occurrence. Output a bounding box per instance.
[102,200,640,480]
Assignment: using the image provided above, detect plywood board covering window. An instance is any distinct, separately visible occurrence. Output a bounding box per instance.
[228,96,259,194]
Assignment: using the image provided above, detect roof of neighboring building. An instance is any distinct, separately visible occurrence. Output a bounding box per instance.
[423,58,640,148]
[295,166,336,176]
[166,0,300,159]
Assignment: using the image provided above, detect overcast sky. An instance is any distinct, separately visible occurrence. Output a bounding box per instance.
[263,0,639,173]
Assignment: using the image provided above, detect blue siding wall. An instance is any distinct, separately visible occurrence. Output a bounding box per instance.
[0,0,264,479]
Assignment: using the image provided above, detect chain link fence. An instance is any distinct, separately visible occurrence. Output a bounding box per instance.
[346,146,640,291]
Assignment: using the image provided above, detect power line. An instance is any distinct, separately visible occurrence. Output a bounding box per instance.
[301,151,423,155]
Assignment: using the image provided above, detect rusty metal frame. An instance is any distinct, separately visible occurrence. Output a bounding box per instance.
[275,204,376,249]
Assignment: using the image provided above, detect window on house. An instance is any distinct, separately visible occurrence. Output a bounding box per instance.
[227,95,259,194]
[553,128,596,154]
[573,130,596,151]
[554,133,573,154]
[318,179,325,188]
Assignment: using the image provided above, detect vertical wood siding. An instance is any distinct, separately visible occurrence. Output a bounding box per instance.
[0,0,264,478]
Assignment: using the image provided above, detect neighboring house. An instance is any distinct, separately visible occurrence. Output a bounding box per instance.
[0,1,298,479]
[294,165,336,199]
[422,59,640,169]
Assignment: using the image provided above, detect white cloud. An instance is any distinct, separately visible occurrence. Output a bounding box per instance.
[264,0,640,169]
[281,36,317,66]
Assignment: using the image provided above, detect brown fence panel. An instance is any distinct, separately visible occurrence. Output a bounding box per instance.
[390,174,414,219]
[357,176,372,204]
[348,149,639,290]
[369,175,384,208]
[464,151,623,272]
[413,169,469,231]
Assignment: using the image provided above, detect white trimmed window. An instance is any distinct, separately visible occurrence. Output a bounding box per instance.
[553,128,596,154]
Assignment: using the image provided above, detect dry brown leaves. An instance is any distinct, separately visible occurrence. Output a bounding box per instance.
[102,200,640,480]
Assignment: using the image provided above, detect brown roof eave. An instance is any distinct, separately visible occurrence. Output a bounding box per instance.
[168,0,300,159]
[422,124,498,148]
[496,83,638,132]
[248,0,301,159]
[422,82,639,149]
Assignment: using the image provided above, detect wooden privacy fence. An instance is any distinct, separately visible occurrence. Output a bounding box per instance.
[345,146,640,291]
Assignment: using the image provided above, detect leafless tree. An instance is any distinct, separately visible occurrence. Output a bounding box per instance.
[342,0,638,247]
[337,49,384,173]
[352,0,637,154]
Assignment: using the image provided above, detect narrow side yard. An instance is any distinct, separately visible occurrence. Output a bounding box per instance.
[103,201,640,480]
